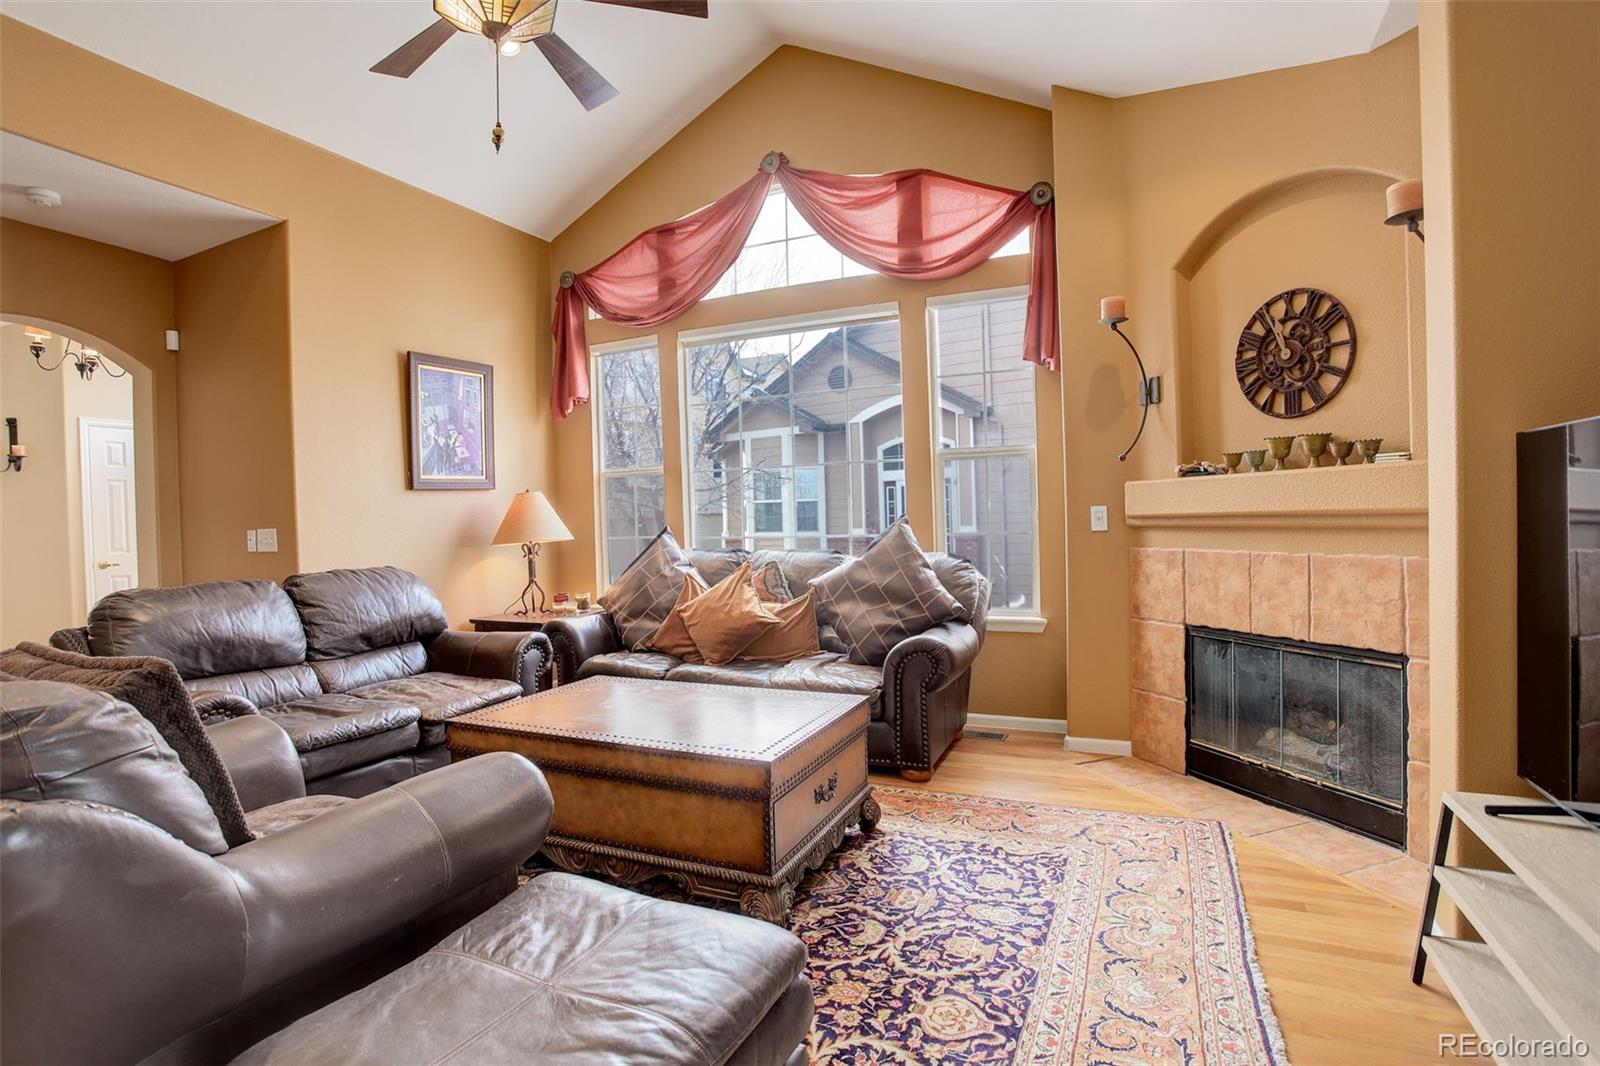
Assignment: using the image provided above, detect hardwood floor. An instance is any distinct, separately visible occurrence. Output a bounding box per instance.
[872,730,1468,1064]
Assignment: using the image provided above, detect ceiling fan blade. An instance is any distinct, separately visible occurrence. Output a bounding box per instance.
[584,0,709,17]
[533,34,620,111]
[370,18,457,78]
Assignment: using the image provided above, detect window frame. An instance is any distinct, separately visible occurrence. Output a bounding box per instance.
[926,285,1044,626]
[677,303,899,552]
[591,336,666,587]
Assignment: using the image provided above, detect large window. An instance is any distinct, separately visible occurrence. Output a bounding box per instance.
[595,343,667,584]
[683,314,903,552]
[704,187,1029,301]
[931,292,1038,614]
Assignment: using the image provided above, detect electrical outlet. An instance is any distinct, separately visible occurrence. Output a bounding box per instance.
[246,529,258,553]
[1089,505,1109,532]
[256,528,279,553]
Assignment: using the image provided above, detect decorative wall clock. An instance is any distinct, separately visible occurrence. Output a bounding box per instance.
[1234,287,1356,418]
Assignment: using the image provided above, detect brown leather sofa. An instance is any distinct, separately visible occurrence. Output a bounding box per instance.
[1,677,813,1066]
[52,566,551,796]
[544,547,989,780]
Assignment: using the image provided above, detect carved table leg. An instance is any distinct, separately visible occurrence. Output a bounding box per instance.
[739,883,795,926]
[859,793,881,833]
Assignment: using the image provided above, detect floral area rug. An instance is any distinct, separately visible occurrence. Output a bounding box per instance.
[530,787,1288,1065]
[791,788,1286,1065]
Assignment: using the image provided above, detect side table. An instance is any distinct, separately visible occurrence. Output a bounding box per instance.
[469,608,604,633]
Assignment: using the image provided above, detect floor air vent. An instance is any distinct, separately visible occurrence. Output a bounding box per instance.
[966,729,1009,741]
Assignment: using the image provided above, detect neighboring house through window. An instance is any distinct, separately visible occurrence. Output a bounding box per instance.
[593,342,666,585]
[930,291,1039,614]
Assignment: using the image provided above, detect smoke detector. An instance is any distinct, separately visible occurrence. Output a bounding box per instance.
[24,187,62,208]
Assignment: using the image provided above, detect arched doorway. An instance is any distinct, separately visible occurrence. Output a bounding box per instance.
[0,317,158,644]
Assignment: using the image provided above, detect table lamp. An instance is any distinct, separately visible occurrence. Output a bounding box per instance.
[492,490,573,615]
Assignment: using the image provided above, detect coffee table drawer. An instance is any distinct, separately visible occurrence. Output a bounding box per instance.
[773,743,867,867]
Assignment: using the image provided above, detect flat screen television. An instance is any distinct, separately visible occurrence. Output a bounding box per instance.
[1516,414,1600,828]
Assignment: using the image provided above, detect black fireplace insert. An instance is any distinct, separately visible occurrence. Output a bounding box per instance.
[1186,626,1408,846]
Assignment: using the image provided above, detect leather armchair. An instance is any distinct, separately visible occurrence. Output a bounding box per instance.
[1,677,553,1066]
[207,714,306,811]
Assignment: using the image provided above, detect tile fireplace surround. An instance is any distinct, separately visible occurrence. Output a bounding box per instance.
[1129,548,1430,859]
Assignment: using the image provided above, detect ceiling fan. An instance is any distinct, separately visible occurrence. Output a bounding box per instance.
[372,0,708,151]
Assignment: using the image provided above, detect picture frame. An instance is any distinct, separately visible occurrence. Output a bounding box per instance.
[407,351,495,491]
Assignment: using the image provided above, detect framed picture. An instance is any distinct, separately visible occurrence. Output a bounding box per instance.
[407,351,495,491]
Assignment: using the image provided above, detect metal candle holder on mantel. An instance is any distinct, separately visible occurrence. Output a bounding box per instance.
[1218,435,1384,472]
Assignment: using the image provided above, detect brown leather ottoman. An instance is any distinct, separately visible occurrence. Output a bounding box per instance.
[447,676,876,923]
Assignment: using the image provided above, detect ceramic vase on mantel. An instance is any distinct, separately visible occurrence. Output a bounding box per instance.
[1244,449,1267,473]
[1357,438,1384,464]
[1330,439,1356,465]
[1222,451,1244,474]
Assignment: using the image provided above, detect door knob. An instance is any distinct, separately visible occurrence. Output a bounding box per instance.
[96,561,114,570]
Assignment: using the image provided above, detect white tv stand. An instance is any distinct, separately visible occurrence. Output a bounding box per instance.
[1413,792,1600,1065]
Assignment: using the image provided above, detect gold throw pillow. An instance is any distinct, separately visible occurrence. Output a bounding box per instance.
[678,563,780,665]
[740,588,823,661]
[644,575,706,662]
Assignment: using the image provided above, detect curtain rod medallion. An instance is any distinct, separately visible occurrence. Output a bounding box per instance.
[1029,181,1054,206]
[559,271,576,289]
[760,151,782,174]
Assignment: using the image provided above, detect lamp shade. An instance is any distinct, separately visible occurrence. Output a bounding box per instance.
[492,490,573,546]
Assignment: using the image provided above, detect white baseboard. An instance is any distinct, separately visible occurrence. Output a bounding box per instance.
[966,713,1067,735]
[1063,735,1134,756]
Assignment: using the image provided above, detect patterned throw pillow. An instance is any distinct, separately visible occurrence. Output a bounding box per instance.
[601,529,704,651]
[750,561,792,604]
[644,575,707,662]
[808,520,966,666]
[740,588,823,662]
[678,563,781,666]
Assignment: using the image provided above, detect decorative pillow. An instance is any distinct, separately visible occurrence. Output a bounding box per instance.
[0,642,254,846]
[740,589,823,662]
[600,529,704,651]
[750,561,792,605]
[678,563,781,666]
[644,575,707,662]
[808,519,966,666]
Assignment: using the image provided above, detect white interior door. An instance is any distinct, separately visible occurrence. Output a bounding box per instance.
[81,419,138,609]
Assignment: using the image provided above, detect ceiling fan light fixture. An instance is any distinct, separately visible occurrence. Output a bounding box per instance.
[499,39,522,56]
[434,0,557,40]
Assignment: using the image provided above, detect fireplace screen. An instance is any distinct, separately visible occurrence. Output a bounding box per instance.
[1187,627,1407,843]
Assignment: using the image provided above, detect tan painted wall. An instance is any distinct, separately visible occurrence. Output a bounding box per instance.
[0,219,179,592]
[1056,34,1427,743]
[549,46,1067,718]
[1,17,554,623]
[0,325,135,643]
[173,224,300,580]
[1418,0,1600,827]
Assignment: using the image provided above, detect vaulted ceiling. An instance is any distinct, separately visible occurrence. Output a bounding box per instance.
[0,1,1416,240]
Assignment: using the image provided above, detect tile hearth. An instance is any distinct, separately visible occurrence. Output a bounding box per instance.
[1128,548,1432,860]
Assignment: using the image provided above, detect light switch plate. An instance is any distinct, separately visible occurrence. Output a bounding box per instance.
[1089,505,1109,532]
[246,529,258,553]
[256,528,279,553]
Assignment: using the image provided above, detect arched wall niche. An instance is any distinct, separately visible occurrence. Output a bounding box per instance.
[1167,167,1426,464]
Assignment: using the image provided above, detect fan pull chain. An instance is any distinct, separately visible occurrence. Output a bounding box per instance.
[491,44,505,154]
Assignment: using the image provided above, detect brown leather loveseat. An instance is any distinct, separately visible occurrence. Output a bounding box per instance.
[544,547,990,780]
[52,566,550,796]
[1,676,814,1066]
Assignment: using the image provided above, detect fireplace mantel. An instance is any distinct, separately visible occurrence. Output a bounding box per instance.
[1125,461,1428,530]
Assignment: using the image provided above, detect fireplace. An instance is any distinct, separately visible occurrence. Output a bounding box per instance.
[1186,626,1408,846]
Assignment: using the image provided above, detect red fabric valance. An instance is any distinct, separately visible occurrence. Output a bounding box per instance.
[552,153,1059,418]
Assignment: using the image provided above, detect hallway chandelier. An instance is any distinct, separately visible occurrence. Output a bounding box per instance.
[26,329,126,382]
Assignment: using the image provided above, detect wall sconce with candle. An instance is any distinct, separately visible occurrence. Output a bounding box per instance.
[5,418,26,472]
[1099,297,1162,462]
[1384,179,1424,242]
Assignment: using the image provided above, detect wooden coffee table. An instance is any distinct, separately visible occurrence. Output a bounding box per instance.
[446,675,877,923]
